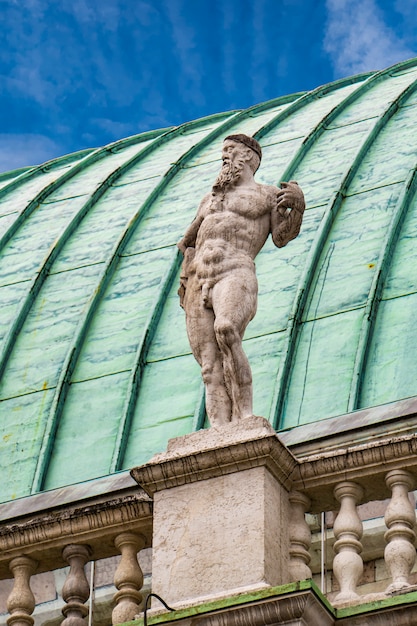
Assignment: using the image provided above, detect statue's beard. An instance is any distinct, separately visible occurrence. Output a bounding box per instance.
[212,159,244,193]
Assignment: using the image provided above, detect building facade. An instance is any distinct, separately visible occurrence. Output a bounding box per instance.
[2,57,417,624]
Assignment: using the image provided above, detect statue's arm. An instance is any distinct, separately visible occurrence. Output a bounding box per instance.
[270,181,305,248]
[177,193,211,253]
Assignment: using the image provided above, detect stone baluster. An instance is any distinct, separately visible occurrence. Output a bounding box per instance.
[288,491,312,581]
[7,556,37,626]
[112,532,146,625]
[384,469,416,594]
[61,544,92,626]
[332,481,364,602]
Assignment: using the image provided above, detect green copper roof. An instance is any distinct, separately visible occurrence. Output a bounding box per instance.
[2,58,417,503]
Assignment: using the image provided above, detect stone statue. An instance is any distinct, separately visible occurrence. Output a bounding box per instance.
[178,134,305,427]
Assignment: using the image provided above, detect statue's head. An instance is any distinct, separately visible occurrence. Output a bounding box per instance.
[223,134,262,173]
[213,134,262,194]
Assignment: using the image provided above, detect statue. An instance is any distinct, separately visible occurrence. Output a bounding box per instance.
[178,134,305,427]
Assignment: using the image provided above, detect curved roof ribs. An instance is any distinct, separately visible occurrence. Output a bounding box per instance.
[31,108,257,490]
[109,94,308,471]
[0,130,165,249]
[348,161,417,410]
[0,130,175,390]
[188,71,374,430]
[269,58,417,429]
[0,147,95,213]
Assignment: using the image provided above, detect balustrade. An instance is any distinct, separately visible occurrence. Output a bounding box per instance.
[6,556,37,626]
[332,482,364,602]
[290,474,417,605]
[61,544,92,626]
[2,430,417,620]
[112,532,146,625]
[0,474,152,625]
[384,469,416,594]
[288,491,312,581]
[3,543,149,626]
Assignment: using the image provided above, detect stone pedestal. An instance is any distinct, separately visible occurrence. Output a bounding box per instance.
[131,416,299,607]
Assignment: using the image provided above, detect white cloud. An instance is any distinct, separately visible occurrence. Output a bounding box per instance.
[0,134,64,173]
[324,0,415,76]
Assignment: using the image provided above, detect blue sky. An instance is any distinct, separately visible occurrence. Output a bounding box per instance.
[0,0,416,172]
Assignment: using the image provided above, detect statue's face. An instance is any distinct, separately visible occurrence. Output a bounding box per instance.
[221,140,248,166]
[214,140,251,191]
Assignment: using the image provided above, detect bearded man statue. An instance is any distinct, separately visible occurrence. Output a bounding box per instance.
[178,134,305,427]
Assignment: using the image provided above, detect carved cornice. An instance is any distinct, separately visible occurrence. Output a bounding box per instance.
[131,420,417,516]
[0,491,152,579]
[192,592,334,626]
[140,589,335,626]
[337,600,417,625]
[295,433,417,512]
[131,419,299,497]
[3,424,417,584]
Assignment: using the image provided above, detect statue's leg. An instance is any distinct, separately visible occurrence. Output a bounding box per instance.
[212,271,257,421]
[200,341,232,426]
[184,277,232,426]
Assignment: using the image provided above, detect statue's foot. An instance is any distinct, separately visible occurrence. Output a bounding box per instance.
[210,414,233,428]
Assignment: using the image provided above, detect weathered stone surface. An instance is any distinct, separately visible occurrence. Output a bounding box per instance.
[0,492,152,579]
[61,544,91,626]
[6,556,37,626]
[151,466,289,606]
[192,592,334,626]
[141,587,335,626]
[0,571,56,616]
[112,532,145,625]
[131,416,299,498]
[288,491,312,581]
[132,418,298,606]
[337,602,417,625]
[157,414,276,458]
[332,482,364,603]
[293,433,417,512]
[384,470,416,594]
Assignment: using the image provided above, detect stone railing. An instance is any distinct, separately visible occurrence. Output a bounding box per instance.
[287,432,417,605]
[0,477,152,626]
[1,421,417,625]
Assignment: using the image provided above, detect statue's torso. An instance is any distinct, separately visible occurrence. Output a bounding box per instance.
[194,185,275,277]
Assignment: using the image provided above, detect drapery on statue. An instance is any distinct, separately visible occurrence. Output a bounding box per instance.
[178,134,305,427]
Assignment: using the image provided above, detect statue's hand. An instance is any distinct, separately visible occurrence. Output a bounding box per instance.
[177,211,205,254]
[271,181,305,248]
[277,180,305,214]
